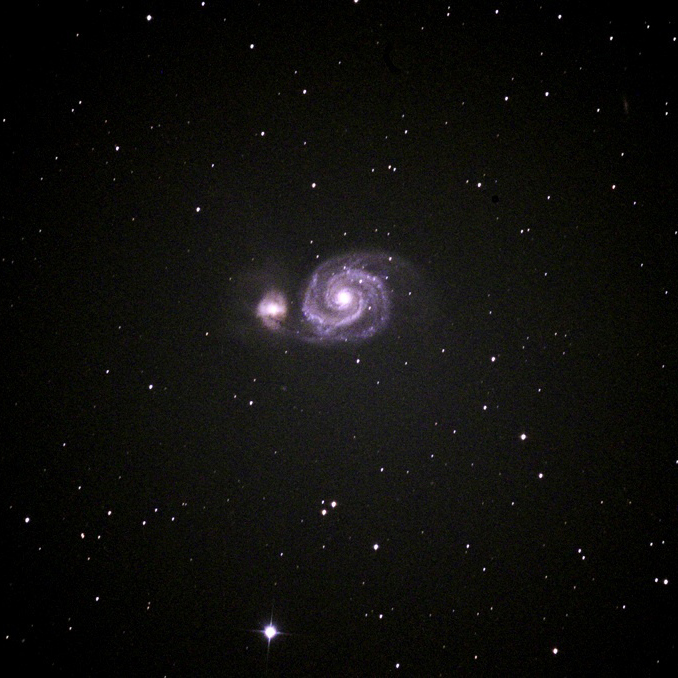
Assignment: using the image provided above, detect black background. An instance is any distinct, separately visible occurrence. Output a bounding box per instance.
[3,2,677,675]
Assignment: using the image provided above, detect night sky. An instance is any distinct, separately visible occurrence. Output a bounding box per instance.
[3,2,678,676]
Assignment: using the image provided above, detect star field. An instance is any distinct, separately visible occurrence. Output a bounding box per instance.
[3,2,677,676]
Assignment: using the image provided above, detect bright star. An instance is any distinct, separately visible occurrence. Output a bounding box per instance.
[264,624,277,640]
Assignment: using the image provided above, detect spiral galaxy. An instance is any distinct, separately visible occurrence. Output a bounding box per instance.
[255,251,416,344]
[301,252,392,341]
